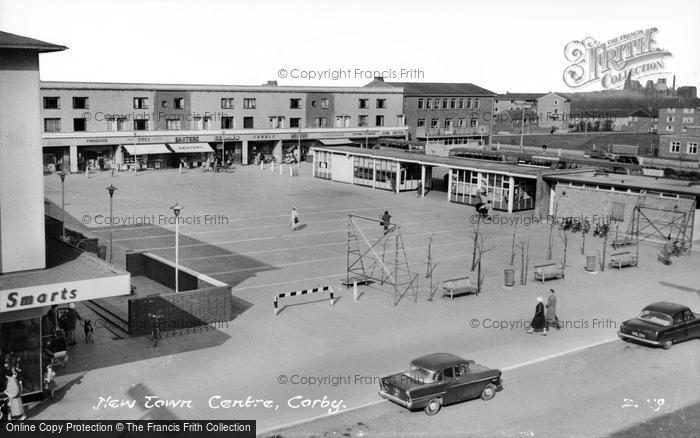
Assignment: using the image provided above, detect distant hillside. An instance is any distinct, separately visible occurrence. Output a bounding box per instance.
[563,90,700,113]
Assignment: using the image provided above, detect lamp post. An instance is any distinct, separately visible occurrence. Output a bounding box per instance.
[170,203,183,292]
[59,169,68,239]
[106,185,117,263]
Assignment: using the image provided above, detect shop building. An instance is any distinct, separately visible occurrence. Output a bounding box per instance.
[40,81,407,172]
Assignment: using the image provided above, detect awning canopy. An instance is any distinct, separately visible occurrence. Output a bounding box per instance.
[318,138,355,146]
[168,142,215,153]
[123,144,171,155]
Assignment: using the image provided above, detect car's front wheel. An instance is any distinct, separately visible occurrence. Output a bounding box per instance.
[481,383,497,401]
[661,339,673,350]
[424,398,442,416]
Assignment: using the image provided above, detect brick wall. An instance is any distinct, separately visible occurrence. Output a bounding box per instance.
[125,251,198,291]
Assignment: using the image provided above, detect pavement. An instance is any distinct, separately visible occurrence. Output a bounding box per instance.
[33,163,700,435]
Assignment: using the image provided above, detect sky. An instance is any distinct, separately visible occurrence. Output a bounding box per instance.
[1,0,699,93]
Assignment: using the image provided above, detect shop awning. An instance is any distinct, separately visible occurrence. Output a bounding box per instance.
[168,142,215,153]
[319,138,355,146]
[123,144,171,155]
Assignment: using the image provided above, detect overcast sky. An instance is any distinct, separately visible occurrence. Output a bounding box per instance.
[1,0,698,93]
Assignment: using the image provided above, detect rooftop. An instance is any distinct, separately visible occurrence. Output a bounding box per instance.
[496,93,546,101]
[545,171,700,197]
[0,30,67,53]
[367,79,495,96]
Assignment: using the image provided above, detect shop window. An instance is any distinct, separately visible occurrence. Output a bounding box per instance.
[44,118,61,133]
[222,116,235,129]
[1,317,42,395]
[72,97,89,109]
[43,97,60,109]
[243,117,254,129]
[174,98,184,109]
[73,118,87,132]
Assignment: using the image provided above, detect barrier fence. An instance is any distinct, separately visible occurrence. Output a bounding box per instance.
[274,285,335,315]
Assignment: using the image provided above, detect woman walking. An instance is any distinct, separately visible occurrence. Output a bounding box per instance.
[528,297,547,335]
[290,207,300,231]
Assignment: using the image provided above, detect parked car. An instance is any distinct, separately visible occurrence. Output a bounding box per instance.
[378,353,503,415]
[618,302,700,349]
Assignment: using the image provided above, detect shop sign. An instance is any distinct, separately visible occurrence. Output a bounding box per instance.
[86,138,109,143]
[251,134,277,140]
[214,135,240,141]
[1,275,130,313]
[175,136,200,143]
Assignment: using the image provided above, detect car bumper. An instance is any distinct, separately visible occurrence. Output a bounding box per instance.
[618,331,661,346]
[378,391,413,409]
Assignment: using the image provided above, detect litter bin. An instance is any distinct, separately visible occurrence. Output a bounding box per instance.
[585,255,597,272]
[504,269,515,287]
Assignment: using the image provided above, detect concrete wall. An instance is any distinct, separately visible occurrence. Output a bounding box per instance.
[330,153,354,183]
[0,48,46,273]
[125,252,198,291]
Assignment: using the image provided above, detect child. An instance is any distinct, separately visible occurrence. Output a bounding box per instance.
[44,365,56,400]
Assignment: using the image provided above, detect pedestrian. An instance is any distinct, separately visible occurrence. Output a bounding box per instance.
[416,180,423,198]
[65,303,82,345]
[528,297,547,335]
[290,207,300,231]
[380,210,391,234]
[660,235,673,265]
[545,288,561,329]
[389,177,397,194]
[3,367,26,420]
[46,305,59,336]
[43,365,56,400]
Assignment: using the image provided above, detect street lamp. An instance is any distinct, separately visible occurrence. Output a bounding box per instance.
[170,202,183,293]
[106,184,117,263]
[59,169,68,239]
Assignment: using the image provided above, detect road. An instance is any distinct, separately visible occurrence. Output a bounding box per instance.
[269,340,700,438]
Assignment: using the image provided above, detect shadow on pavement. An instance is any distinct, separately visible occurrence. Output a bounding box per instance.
[610,400,700,438]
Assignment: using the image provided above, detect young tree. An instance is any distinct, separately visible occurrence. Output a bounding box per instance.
[474,234,495,294]
[510,223,518,266]
[471,217,481,271]
[547,202,559,260]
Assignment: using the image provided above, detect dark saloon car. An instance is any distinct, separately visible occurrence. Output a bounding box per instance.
[378,353,503,415]
[618,302,700,349]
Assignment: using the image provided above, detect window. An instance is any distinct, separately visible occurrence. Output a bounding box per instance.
[321,98,329,109]
[202,116,211,130]
[665,126,674,132]
[116,118,128,131]
[667,108,676,113]
[314,117,327,128]
[72,97,89,109]
[221,98,235,109]
[444,118,452,129]
[73,118,86,132]
[433,99,440,109]
[474,99,480,109]
[311,101,317,108]
[466,98,472,109]
[161,100,168,108]
[418,99,424,109]
[243,98,256,109]
[174,98,184,109]
[221,116,235,129]
[442,99,448,109]
[688,142,698,154]
[375,115,384,126]
[430,119,439,128]
[450,98,456,109]
[682,117,694,123]
[43,97,60,109]
[666,116,675,122]
[134,119,148,131]
[290,118,301,128]
[458,118,466,127]
[358,115,368,127]
[416,119,425,127]
[554,100,558,105]
[133,97,149,109]
[442,367,454,379]
[682,108,694,113]
[335,116,350,128]
[359,99,368,109]
[243,116,254,129]
[166,119,181,130]
[376,99,386,109]
[670,141,681,153]
[470,115,478,127]
[396,115,404,125]
[426,99,432,109]
[269,116,285,128]
[290,98,301,109]
[44,118,61,132]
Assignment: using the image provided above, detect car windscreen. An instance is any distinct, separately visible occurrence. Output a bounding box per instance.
[639,310,673,327]
[403,366,436,384]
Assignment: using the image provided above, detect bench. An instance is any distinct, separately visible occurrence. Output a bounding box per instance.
[441,277,478,299]
[533,262,565,282]
[609,251,638,270]
[611,238,636,249]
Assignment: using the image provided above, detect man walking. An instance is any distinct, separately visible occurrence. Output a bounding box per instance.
[416,180,423,198]
[65,303,82,345]
[545,288,561,329]
[380,210,392,234]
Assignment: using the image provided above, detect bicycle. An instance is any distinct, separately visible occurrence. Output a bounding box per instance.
[148,313,163,348]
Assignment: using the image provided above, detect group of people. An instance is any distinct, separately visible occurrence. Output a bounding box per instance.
[1,363,27,421]
[44,303,82,345]
[528,289,561,335]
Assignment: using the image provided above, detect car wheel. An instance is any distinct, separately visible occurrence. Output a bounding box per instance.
[481,383,497,401]
[424,398,442,416]
[661,339,672,350]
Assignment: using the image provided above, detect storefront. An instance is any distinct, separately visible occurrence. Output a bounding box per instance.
[79,145,116,171]
[167,142,214,168]
[121,144,172,170]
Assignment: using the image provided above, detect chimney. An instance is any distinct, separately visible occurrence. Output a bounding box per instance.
[672,75,676,92]
[374,76,384,82]
[265,80,278,86]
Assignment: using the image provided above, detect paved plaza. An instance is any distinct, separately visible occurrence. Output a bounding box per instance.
[36,164,700,434]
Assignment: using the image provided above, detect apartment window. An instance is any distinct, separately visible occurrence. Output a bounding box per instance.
[470,115,478,127]
[416,119,426,127]
[269,116,285,129]
[442,99,448,109]
[666,116,675,122]
[72,97,89,109]
[418,99,424,110]
[458,118,466,128]
[554,100,558,105]
[358,115,368,127]
[458,99,464,109]
[174,98,184,109]
[466,98,472,109]
[73,118,86,132]
[202,116,212,130]
[396,115,404,125]
[683,108,695,113]
[426,99,432,109]
[667,108,676,113]
[161,100,168,108]
[335,116,350,128]
[430,119,439,128]
[243,117,254,129]
[222,116,235,129]
[134,119,148,131]
[133,97,149,109]
[321,98,329,109]
[682,117,694,123]
[375,115,384,126]
[376,99,386,109]
[290,118,301,128]
[444,118,453,130]
[450,99,456,109]
[682,126,688,133]
[670,141,680,153]
[221,98,235,109]
[166,119,181,130]
[434,99,440,109]
[44,118,61,132]
[665,126,674,131]
[474,99,480,109]
[243,98,256,109]
[314,117,328,128]
[359,99,368,109]
[116,118,128,131]
[688,142,698,154]
[43,97,60,109]
[290,98,301,109]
